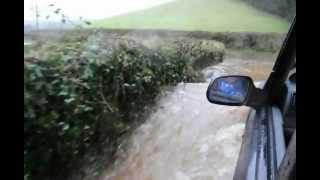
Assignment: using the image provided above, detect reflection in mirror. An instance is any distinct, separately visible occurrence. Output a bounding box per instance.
[207,76,251,105]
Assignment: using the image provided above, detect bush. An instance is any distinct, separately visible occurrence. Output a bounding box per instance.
[207,32,285,52]
[167,39,225,70]
[27,29,285,53]
[241,0,296,21]
[24,34,201,180]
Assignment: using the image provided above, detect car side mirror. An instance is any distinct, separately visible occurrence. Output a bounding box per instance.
[206,75,267,107]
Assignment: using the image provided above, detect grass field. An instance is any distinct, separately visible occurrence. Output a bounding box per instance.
[91,0,290,33]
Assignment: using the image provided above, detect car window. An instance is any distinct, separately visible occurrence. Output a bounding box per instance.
[24,1,295,180]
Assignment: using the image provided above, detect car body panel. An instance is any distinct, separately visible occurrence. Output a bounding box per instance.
[233,17,295,180]
[233,106,285,180]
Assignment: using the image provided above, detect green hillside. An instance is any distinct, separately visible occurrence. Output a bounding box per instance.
[91,0,290,33]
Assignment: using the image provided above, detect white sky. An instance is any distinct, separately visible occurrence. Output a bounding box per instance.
[24,0,175,21]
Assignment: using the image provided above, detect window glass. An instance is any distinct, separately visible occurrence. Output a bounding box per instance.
[24,1,296,180]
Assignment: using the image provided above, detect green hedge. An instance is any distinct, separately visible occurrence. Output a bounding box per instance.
[241,0,295,21]
[200,32,285,52]
[27,29,284,53]
[170,39,225,70]
[24,34,201,180]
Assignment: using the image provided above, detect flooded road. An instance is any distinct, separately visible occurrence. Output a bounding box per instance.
[104,51,276,180]
[203,51,275,82]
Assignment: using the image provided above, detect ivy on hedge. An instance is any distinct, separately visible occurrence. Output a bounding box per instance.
[24,35,201,180]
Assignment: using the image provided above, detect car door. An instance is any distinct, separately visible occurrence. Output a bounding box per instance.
[233,17,296,180]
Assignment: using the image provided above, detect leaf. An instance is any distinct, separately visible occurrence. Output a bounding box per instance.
[58,91,68,96]
[34,67,43,77]
[57,122,65,126]
[84,21,91,25]
[84,106,93,112]
[64,97,75,104]
[62,124,70,131]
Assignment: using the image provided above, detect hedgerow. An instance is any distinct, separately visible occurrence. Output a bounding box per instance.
[24,33,202,180]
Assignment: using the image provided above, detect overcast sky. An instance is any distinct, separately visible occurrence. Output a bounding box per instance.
[24,0,175,22]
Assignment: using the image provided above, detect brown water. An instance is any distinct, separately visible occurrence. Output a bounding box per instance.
[202,51,275,82]
[103,51,276,180]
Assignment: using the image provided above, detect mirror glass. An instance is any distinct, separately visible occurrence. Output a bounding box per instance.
[207,76,251,105]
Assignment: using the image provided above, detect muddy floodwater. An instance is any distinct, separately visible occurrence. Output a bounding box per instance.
[104,51,276,180]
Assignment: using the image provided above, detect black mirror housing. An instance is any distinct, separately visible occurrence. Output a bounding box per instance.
[206,75,267,107]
